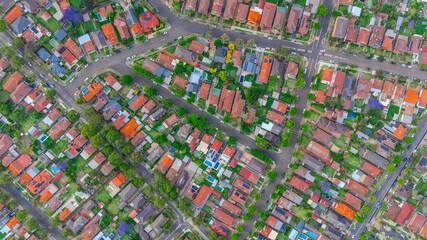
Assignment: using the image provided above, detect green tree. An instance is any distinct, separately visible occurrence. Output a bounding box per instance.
[76,98,84,104]
[254,193,261,201]
[83,106,97,119]
[232,234,240,240]
[0,190,10,204]
[13,37,24,49]
[81,0,94,9]
[152,196,166,208]
[35,229,48,239]
[91,134,106,148]
[234,38,244,50]
[393,155,402,165]
[16,209,29,222]
[248,204,257,215]
[108,151,123,167]
[67,110,80,123]
[0,20,7,32]
[271,192,279,199]
[81,124,98,138]
[286,120,295,129]
[221,33,229,44]
[26,218,39,231]
[254,221,265,230]
[259,211,268,220]
[398,179,405,186]
[246,86,261,103]
[88,114,104,128]
[295,76,306,89]
[143,86,157,98]
[137,35,145,43]
[106,130,122,143]
[0,174,13,185]
[192,215,203,226]
[290,107,298,116]
[45,89,57,101]
[218,71,227,81]
[162,98,174,109]
[122,143,135,155]
[152,173,167,190]
[228,136,237,145]
[10,56,24,70]
[362,205,371,214]
[267,171,277,180]
[405,137,413,144]
[387,164,396,173]
[133,177,145,187]
[121,75,134,86]
[177,106,187,117]
[129,152,143,165]
[243,213,251,221]
[177,197,195,218]
[313,22,321,30]
[275,47,290,57]
[124,168,137,180]
[317,4,328,17]
[8,200,18,210]
[246,39,255,48]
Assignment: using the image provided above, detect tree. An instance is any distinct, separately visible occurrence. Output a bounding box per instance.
[177,197,195,218]
[205,31,213,40]
[254,221,265,230]
[81,124,97,138]
[275,47,290,57]
[286,120,295,129]
[0,174,13,185]
[10,56,24,70]
[89,114,104,128]
[317,4,328,17]
[152,173,167,190]
[243,213,251,221]
[121,75,134,86]
[387,164,396,173]
[246,86,261,103]
[26,218,39,231]
[295,76,306,89]
[143,86,157,98]
[232,234,240,240]
[35,229,48,239]
[81,0,94,9]
[398,179,405,186]
[67,110,80,123]
[290,107,298,116]
[162,98,174,109]
[378,55,385,62]
[83,106,96,119]
[143,186,155,198]
[108,151,123,167]
[91,135,106,148]
[76,98,84,104]
[8,200,18,210]
[259,211,268,220]
[405,137,413,144]
[193,215,203,226]
[0,190,9,204]
[0,20,7,32]
[267,171,277,180]
[45,89,57,101]
[313,22,321,30]
[271,192,279,199]
[129,152,143,165]
[64,8,83,23]
[254,193,261,200]
[218,71,227,81]
[152,196,166,208]
[362,205,371,214]
[248,204,257,215]
[122,143,135,155]
[221,33,229,44]
[393,155,402,165]
[234,38,244,50]
[124,168,137,180]
[228,136,237,145]
[282,139,290,148]
[133,177,145,187]
[12,37,24,49]
[332,10,342,17]
[177,106,187,117]
[246,39,255,48]
[16,209,29,222]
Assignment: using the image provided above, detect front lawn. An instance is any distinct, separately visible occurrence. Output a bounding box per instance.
[21,110,44,132]
[68,155,87,175]
[294,207,309,220]
[106,197,120,215]
[50,139,68,155]
[44,18,61,32]
[69,0,80,10]
[96,189,112,204]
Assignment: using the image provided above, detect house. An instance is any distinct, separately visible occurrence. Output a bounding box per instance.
[211,0,224,16]
[49,116,71,140]
[346,179,368,197]
[194,185,213,209]
[98,7,108,22]
[217,87,235,113]
[107,173,127,196]
[114,19,130,40]
[59,47,78,68]
[101,23,119,45]
[260,2,276,32]
[81,144,96,160]
[397,185,412,200]
[345,17,359,43]
[258,56,273,84]
[43,108,61,126]
[100,161,114,176]
[382,29,396,52]
[298,11,310,36]
[393,124,407,141]
[286,5,302,33]
[136,203,157,223]
[332,17,348,38]
[396,202,415,226]
[3,71,23,93]
[344,193,362,210]
[0,57,10,71]
[406,212,426,233]
[66,214,88,234]
[258,226,278,240]
[9,154,32,176]
[102,97,122,120]
[88,152,106,169]
[120,118,139,138]
[39,183,58,203]
[213,209,235,227]
[142,59,160,75]
[65,134,88,158]
[128,94,148,112]
[266,110,285,125]
[26,171,51,194]
[157,154,174,174]
[91,30,107,49]
[352,170,374,187]
[235,3,249,23]
[146,143,165,164]
[369,25,386,48]
[185,0,197,10]
[356,27,370,46]
[141,100,156,113]
[34,96,50,112]
[230,90,245,119]
[247,5,262,26]
[233,179,252,195]
[131,131,146,147]
[65,127,79,141]
[10,82,31,104]
[5,5,24,24]
[286,62,299,79]
[223,0,237,19]
[119,183,137,202]
[289,176,309,192]
[157,53,175,70]
[173,76,188,89]
[332,202,355,220]
[138,12,159,34]
[0,134,13,157]
[64,38,82,59]
[104,74,122,91]
[408,34,423,55]
[394,35,408,54]
[151,214,167,234]
[239,167,259,184]
[163,114,179,129]
[355,78,371,99]
[117,222,131,237]
[273,6,288,31]
[198,0,211,15]
[126,8,143,36]
[93,91,108,111]
[82,82,103,102]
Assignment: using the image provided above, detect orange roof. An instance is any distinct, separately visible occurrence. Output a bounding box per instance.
[4,71,23,93]
[120,118,139,138]
[420,221,427,238]
[272,100,288,113]
[27,171,51,194]
[99,7,107,19]
[101,23,119,45]
[405,89,419,105]
[266,110,285,124]
[131,23,143,35]
[393,124,407,140]
[129,94,148,111]
[157,155,174,173]
[223,146,235,157]
[111,173,127,187]
[333,202,355,220]
[84,41,95,53]
[419,89,427,108]
[82,82,103,102]
[157,53,174,70]
[322,68,333,82]
[59,208,71,221]
[247,9,261,25]
[194,185,213,208]
[64,38,82,58]
[259,56,273,84]
[20,172,33,185]
[5,5,23,24]
[9,155,32,176]
[40,189,53,203]
[5,217,19,229]
[290,176,309,192]
[174,76,188,89]
[60,48,78,66]
[315,90,326,104]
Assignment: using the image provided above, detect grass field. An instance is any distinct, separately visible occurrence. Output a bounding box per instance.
[69,0,80,10]
[96,189,112,204]
[106,197,120,215]
[347,155,362,168]
[21,110,44,132]
[68,155,87,175]
[44,18,61,32]
[387,104,400,120]
[87,21,96,32]
[50,139,68,155]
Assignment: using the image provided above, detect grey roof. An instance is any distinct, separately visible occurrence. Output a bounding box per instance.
[130,194,146,209]
[271,58,285,77]
[125,8,139,25]
[22,0,39,13]
[152,214,167,234]
[136,203,158,223]
[362,150,387,169]
[242,53,257,74]
[175,170,189,189]
[324,225,342,240]
[119,183,137,202]
[247,158,266,174]
[54,29,67,41]
[91,29,107,47]
[302,154,324,173]
[149,107,166,121]
[263,132,280,146]
[214,46,228,63]
[51,63,66,76]
[134,224,149,240]
[37,48,51,61]
[11,16,32,34]
[342,76,357,100]
[333,17,348,38]
[66,215,88,234]
[147,145,165,163]
[174,46,198,62]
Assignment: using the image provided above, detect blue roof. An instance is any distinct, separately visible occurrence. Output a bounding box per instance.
[37,48,51,62]
[54,29,67,41]
[117,222,131,237]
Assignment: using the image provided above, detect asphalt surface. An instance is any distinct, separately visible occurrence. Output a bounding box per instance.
[3,0,426,238]
[1,184,66,239]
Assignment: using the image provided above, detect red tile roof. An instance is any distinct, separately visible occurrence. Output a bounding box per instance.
[49,116,71,140]
[173,76,188,89]
[211,0,224,16]
[407,212,426,233]
[213,209,235,227]
[346,179,368,197]
[356,28,370,46]
[194,185,213,208]
[163,114,179,128]
[120,118,139,138]
[230,90,245,119]
[239,167,259,184]
[129,94,148,111]
[405,89,419,105]
[266,110,285,125]
[199,82,210,100]
[0,58,10,71]
[156,53,174,70]
[235,3,249,22]
[259,56,273,84]
[139,12,159,33]
[260,2,276,30]
[60,48,78,67]
[289,176,309,192]
[4,71,23,93]
[233,179,252,195]
[64,38,82,59]
[5,5,23,24]
[355,78,371,99]
[218,87,235,113]
[393,124,407,140]
[188,40,205,54]
[332,202,355,220]
[82,82,103,102]
[396,202,415,226]
[114,19,130,40]
[101,23,119,45]
[344,193,362,210]
[34,96,50,112]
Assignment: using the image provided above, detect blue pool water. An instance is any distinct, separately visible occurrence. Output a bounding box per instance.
[156,125,163,131]
[206,175,215,182]
[348,113,356,118]
[307,231,317,239]
[194,69,202,74]
[197,40,206,45]
[82,88,88,94]
[204,160,213,167]
[202,72,207,80]
[213,162,220,170]
[51,164,59,174]
[216,186,223,191]
[239,75,244,83]
[60,175,67,183]
[97,13,103,21]
[40,135,47,142]
[299,234,307,240]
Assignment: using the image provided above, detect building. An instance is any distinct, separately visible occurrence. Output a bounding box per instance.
[194,185,213,209]
[211,0,224,16]
[82,82,103,102]
[286,62,299,79]
[286,5,302,33]
[369,25,386,48]
[258,56,273,84]
[223,0,237,19]
[101,23,119,45]
[408,34,423,55]
[332,17,348,38]
[382,29,396,52]
[138,12,159,34]
[260,2,277,32]
[396,202,416,226]
[235,3,249,23]
[298,11,310,36]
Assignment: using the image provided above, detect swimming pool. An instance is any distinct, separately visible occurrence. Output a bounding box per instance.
[213,162,220,170]
[239,75,244,83]
[204,160,213,167]
[156,125,163,131]
[307,231,317,239]
[82,88,88,94]
[97,13,103,21]
[197,40,206,45]
[39,134,48,142]
[299,234,307,240]
[60,175,68,183]
[51,164,59,174]
[194,69,202,74]
[202,72,207,80]
[206,175,215,183]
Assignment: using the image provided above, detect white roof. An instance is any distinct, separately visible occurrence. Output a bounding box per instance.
[78,34,91,45]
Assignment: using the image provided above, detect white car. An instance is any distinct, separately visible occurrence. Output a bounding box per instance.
[320,50,326,52]
[266,47,270,50]
[268,37,273,40]
[85,64,88,68]
[291,52,296,55]
[84,77,89,81]
[95,59,100,62]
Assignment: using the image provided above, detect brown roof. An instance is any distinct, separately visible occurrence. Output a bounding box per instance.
[286,62,299,78]
[230,90,245,119]
[142,59,159,75]
[232,50,242,67]
[198,0,211,14]
[235,3,249,22]
[407,212,426,233]
[0,58,10,71]
[0,135,13,157]
[286,8,300,33]
[173,76,188,89]
[356,28,370,46]
[273,7,287,30]
[345,17,358,43]
[4,71,23,93]
[47,108,61,123]
[11,82,31,104]
[385,204,401,221]
[307,141,331,163]
[218,87,235,113]
[260,2,276,30]
[369,25,386,48]
[312,128,333,146]
[355,78,371,99]
[213,209,235,227]
[344,193,362,210]
[156,53,174,70]
[188,40,205,54]
[346,179,368,197]
[419,46,427,65]
[185,0,197,10]
[266,110,285,125]
[199,82,210,100]
[394,35,408,54]
[142,99,156,113]
[408,34,423,54]
[211,0,224,16]
[223,0,238,19]
[393,83,405,100]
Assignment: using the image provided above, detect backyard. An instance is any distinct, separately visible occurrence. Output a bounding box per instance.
[68,155,87,175]
[49,139,68,155]
[21,110,44,132]
[96,189,113,204]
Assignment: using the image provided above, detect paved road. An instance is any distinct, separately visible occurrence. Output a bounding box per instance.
[1,184,66,239]
[352,115,427,239]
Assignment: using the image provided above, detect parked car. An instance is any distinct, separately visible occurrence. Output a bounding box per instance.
[128,46,133,49]
[49,84,55,89]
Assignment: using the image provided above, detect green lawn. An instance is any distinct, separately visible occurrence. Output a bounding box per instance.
[106,197,120,215]
[50,139,68,155]
[267,75,280,93]
[68,155,87,175]
[47,6,57,15]
[332,138,347,149]
[387,105,400,120]
[44,18,61,33]
[69,0,80,10]
[347,155,362,168]
[295,207,309,220]
[87,21,96,32]
[21,110,44,132]
[96,189,112,204]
